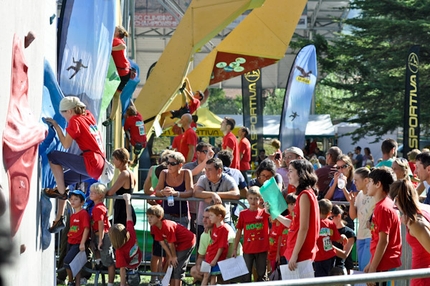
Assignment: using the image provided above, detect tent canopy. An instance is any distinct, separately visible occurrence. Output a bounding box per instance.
[161,107,240,137]
[161,108,335,138]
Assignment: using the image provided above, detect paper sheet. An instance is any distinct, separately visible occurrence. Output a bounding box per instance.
[162,265,173,286]
[260,177,288,219]
[200,261,211,273]
[70,251,87,278]
[153,120,163,137]
[218,256,249,281]
[280,259,314,280]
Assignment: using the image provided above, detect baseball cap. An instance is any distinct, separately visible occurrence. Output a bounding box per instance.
[284,146,304,158]
[60,96,86,111]
[68,190,86,201]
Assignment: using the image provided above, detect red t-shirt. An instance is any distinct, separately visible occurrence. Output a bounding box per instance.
[268,220,283,261]
[179,128,197,161]
[205,223,229,263]
[124,113,147,147]
[91,202,110,233]
[236,208,270,254]
[188,97,200,114]
[315,218,341,262]
[151,219,196,252]
[172,134,183,151]
[68,209,90,244]
[279,214,291,256]
[407,209,430,286]
[238,137,251,171]
[115,221,142,269]
[285,189,319,262]
[66,110,104,179]
[112,37,130,76]
[222,132,240,169]
[370,197,402,271]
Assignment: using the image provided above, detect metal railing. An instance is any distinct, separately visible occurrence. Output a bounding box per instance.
[222,268,430,286]
[57,194,247,285]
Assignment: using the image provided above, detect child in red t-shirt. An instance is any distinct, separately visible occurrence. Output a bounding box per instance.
[89,183,115,285]
[314,199,343,277]
[64,190,90,286]
[124,101,147,151]
[233,186,270,282]
[159,78,209,128]
[109,194,142,286]
[147,204,196,286]
[277,194,297,266]
[202,204,230,286]
[365,167,401,280]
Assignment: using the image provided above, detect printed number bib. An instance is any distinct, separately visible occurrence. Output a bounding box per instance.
[323,236,333,251]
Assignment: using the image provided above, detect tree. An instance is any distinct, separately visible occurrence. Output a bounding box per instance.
[291,0,430,142]
[263,89,284,115]
[207,88,242,114]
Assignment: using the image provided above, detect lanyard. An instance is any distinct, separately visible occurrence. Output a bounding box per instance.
[208,176,223,193]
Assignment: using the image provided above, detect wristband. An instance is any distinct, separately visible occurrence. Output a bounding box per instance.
[177,192,180,198]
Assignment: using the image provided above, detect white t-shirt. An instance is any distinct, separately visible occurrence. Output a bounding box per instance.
[354,191,375,239]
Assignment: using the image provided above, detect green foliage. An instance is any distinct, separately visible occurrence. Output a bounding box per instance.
[292,0,430,142]
[263,89,285,115]
[207,88,242,114]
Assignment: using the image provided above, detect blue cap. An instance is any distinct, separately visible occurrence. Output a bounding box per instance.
[68,190,86,201]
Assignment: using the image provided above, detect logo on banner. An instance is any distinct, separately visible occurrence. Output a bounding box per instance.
[244,70,260,82]
[408,53,419,73]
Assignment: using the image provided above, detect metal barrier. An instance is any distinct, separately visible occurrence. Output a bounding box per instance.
[56,196,417,286]
[222,268,430,286]
[59,194,247,285]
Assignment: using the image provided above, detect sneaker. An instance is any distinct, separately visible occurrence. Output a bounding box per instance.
[102,118,112,126]
[49,216,65,233]
[67,282,75,286]
[43,187,68,200]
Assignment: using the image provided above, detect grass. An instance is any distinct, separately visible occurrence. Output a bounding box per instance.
[57,270,195,285]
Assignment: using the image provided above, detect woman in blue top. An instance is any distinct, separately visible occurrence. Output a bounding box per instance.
[154,152,194,228]
[324,154,357,202]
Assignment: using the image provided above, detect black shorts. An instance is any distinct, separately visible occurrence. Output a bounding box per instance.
[170,104,190,119]
[152,234,166,257]
[117,72,131,92]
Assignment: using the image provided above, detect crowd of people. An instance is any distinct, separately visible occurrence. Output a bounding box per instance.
[137,135,430,286]
[43,92,430,286]
[32,21,430,286]
[38,24,429,285]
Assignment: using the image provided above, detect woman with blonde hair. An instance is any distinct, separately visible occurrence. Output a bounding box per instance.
[391,157,419,188]
[324,154,357,201]
[44,96,105,233]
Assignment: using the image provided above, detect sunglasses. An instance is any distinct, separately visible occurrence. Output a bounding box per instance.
[200,150,209,154]
[336,164,349,170]
[166,161,180,166]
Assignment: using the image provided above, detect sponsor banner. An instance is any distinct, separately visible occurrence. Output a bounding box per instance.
[279,45,317,150]
[403,45,420,155]
[242,69,264,161]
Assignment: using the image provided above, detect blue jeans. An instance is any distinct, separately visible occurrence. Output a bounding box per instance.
[357,238,371,271]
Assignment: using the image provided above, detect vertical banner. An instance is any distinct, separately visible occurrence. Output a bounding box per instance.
[57,0,116,121]
[242,69,264,162]
[403,45,420,156]
[279,45,317,150]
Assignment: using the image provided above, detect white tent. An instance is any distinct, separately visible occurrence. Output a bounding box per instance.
[218,114,335,138]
